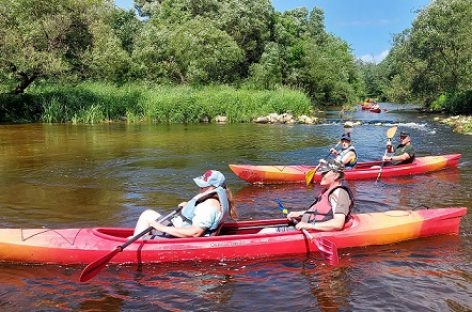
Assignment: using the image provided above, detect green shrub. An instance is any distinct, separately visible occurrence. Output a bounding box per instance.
[1,82,315,124]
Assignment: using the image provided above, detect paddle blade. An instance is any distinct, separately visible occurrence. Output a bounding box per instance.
[386,126,398,139]
[314,237,339,266]
[305,169,316,185]
[79,248,121,282]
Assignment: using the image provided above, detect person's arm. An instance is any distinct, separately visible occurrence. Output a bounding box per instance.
[151,221,206,238]
[151,199,221,238]
[341,151,356,166]
[295,214,346,231]
[286,210,305,219]
[383,152,411,163]
[295,188,350,231]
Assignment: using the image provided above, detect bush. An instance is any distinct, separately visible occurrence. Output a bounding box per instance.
[0,82,315,124]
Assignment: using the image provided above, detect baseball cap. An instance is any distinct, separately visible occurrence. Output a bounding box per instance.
[193,170,226,188]
[340,133,351,141]
[318,159,345,173]
[399,131,410,137]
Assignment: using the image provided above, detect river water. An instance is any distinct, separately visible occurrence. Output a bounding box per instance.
[0,103,471,311]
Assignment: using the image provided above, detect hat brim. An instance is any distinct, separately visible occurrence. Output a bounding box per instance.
[193,177,211,188]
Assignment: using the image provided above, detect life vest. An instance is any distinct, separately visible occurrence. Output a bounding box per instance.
[337,145,357,169]
[172,187,229,234]
[301,182,353,223]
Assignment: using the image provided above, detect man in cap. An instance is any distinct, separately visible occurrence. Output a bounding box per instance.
[330,132,358,169]
[382,131,416,165]
[287,159,354,231]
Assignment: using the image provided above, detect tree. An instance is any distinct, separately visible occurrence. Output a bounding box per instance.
[107,8,142,55]
[133,18,244,84]
[380,0,472,105]
[82,21,132,81]
[0,0,109,94]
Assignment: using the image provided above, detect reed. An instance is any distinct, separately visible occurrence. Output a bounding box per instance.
[1,82,314,124]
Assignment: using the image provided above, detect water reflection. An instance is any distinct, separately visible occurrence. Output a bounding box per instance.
[0,105,471,311]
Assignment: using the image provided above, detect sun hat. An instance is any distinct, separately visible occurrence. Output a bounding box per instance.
[193,170,226,188]
[318,159,345,173]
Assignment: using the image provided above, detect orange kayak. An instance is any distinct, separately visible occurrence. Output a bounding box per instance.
[229,154,461,184]
[0,208,466,264]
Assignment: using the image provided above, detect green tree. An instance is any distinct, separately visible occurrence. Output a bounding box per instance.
[248,42,283,89]
[0,0,109,93]
[107,8,142,55]
[380,0,472,106]
[82,21,132,81]
[133,18,244,84]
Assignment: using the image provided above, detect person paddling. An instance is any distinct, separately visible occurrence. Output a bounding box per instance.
[382,131,416,165]
[289,159,353,231]
[329,133,358,169]
[262,159,354,233]
[133,170,237,238]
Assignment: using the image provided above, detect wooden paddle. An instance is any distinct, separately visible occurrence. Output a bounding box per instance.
[276,199,339,266]
[375,126,398,184]
[305,141,341,185]
[79,207,182,282]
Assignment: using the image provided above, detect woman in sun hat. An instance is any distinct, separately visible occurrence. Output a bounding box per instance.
[133,170,236,238]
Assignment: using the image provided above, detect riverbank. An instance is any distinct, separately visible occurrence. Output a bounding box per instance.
[434,115,472,135]
[0,82,319,124]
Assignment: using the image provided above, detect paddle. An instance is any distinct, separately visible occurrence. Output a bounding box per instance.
[276,199,339,266]
[305,141,341,185]
[79,207,182,282]
[375,126,398,184]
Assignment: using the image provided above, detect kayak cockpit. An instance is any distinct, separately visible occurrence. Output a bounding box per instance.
[91,216,358,241]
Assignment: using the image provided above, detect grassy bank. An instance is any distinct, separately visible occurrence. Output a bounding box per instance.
[0,82,314,124]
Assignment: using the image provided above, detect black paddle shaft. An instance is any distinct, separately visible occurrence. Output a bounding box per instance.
[120,208,182,250]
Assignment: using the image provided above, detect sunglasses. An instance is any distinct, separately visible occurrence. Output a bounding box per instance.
[399,135,407,139]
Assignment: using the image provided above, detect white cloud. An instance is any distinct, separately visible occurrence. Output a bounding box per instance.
[359,50,389,64]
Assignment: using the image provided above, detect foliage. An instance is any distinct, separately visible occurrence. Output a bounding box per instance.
[133,18,244,84]
[1,0,376,120]
[0,82,313,124]
[437,91,472,114]
[378,0,472,112]
[0,0,110,93]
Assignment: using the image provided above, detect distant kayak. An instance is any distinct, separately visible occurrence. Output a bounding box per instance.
[369,108,381,113]
[229,154,461,184]
[0,208,466,264]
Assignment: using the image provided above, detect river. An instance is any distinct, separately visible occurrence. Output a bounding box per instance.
[0,103,471,311]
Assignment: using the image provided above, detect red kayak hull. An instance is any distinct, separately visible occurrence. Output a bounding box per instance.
[229,154,461,184]
[369,108,381,113]
[0,208,466,264]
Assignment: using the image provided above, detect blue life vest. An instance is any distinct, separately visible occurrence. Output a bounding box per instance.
[172,187,229,232]
[337,145,357,169]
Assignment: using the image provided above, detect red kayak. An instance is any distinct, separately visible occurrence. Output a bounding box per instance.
[361,105,372,110]
[229,154,461,184]
[0,208,466,264]
[369,108,381,113]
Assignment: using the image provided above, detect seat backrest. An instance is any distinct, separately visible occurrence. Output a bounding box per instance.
[208,222,225,236]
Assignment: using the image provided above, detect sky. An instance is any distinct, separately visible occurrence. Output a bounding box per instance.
[115,0,431,63]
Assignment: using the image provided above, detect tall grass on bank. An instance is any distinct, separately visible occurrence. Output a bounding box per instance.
[0,82,314,124]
